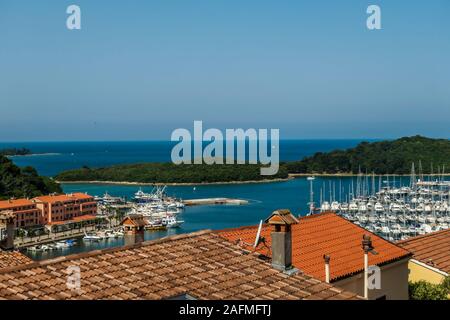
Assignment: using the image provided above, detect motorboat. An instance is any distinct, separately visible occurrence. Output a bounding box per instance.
[83,232,102,241]
[320,201,331,212]
[161,216,184,228]
[374,202,384,213]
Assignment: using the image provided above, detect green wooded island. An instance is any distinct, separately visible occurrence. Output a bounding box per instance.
[54,136,450,184]
[286,136,450,174]
[0,147,32,156]
[0,155,62,200]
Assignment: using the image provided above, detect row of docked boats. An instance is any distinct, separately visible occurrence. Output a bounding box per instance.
[316,178,450,241]
[130,187,185,228]
[94,187,185,228]
[83,229,124,241]
[134,186,185,208]
[27,239,76,252]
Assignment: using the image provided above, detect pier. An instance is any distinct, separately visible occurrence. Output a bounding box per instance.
[183,198,248,206]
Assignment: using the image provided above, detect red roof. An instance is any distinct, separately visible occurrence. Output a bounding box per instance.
[0,251,32,269]
[398,229,450,274]
[0,231,362,300]
[0,199,35,210]
[34,193,94,204]
[218,212,411,281]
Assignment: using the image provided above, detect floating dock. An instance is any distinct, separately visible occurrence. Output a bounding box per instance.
[183,198,248,206]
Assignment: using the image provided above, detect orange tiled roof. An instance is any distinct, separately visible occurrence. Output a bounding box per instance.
[218,212,411,282]
[0,230,361,300]
[121,214,147,227]
[0,251,33,269]
[0,199,35,210]
[34,193,94,203]
[397,229,450,274]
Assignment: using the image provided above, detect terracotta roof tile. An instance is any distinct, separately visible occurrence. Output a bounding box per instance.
[33,193,93,204]
[397,228,450,274]
[0,251,33,269]
[0,230,361,300]
[218,212,411,281]
[0,199,35,210]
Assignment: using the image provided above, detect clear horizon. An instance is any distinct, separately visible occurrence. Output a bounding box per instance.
[1,1,449,141]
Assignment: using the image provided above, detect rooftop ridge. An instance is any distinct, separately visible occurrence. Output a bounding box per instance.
[215,211,336,235]
[397,228,450,245]
[0,229,213,274]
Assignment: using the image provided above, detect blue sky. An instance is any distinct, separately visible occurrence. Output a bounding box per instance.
[0,0,449,141]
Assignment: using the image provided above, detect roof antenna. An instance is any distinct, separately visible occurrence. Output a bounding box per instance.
[253,220,264,248]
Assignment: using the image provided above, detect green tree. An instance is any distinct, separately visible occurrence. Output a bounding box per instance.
[409,280,449,300]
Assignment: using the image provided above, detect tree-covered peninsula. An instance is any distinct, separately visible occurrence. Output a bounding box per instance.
[54,136,450,184]
[0,147,32,156]
[56,163,289,184]
[0,155,62,199]
[285,136,450,174]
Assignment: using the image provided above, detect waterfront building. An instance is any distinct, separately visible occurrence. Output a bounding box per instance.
[34,193,97,224]
[121,214,147,234]
[0,193,98,235]
[0,229,362,300]
[0,199,40,228]
[398,229,450,285]
[218,211,412,300]
[121,214,146,246]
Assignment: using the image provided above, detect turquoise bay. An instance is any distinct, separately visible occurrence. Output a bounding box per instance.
[4,139,386,259]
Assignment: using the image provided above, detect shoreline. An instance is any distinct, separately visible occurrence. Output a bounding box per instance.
[7,153,61,157]
[57,172,450,187]
[288,173,450,177]
[57,177,293,186]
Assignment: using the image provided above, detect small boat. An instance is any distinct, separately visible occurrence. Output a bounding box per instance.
[47,243,58,250]
[55,241,67,249]
[374,202,384,213]
[113,230,124,237]
[55,239,76,248]
[83,232,102,241]
[27,245,43,252]
[162,216,184,228]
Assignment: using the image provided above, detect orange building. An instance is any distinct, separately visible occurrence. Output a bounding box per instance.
[34,193,97,224]
[0,199,40,228]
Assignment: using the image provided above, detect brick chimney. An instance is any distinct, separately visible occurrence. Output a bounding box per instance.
[0,211,16,250]
[264,209,299,274]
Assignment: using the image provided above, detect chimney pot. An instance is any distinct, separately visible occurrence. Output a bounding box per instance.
[323,254,331,283]
[264,209,299,274]
[362,234,373,253]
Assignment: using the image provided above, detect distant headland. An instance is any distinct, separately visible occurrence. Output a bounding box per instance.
[54,136,450,184]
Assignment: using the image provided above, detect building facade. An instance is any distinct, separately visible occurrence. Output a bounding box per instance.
[0,193,97,228]
[398,229,450,285]
[34,193,97,224]
[0,199,40,228]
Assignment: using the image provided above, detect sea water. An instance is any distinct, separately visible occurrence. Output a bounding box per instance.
[3,139,376,259]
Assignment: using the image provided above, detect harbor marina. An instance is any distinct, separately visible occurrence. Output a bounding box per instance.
[315,168,450,241]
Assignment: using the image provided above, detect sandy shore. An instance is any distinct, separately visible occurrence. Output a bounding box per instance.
[56,177,293,186]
